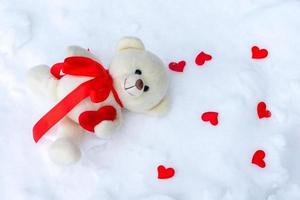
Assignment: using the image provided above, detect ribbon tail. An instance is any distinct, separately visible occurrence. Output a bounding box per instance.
[33,81,92,143]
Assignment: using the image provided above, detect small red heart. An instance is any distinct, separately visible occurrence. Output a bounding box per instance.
[157,165,175,179]
[201,112,219,126]
[195,51,212,66]
[252,46,268,59]
[169,60,186,72]
[252,150,266,168]
[79,106,117,132]
[257,101,271,119]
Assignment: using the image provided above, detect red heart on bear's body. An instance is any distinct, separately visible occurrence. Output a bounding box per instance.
[201,112,219,126]
[79,106,117,132]
[252,46,268,59]
[195,51,212,66]
[157,165,175,179]
[169,61,186,72]
[252,150,266,168]
[257,101,271,119]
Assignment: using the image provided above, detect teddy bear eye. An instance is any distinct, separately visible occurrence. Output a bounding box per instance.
[135,69,142,75]
[144,85,149,92]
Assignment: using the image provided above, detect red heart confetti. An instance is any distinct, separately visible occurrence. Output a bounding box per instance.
[157,165,175,179]
[252,46,268,59]
[252,150,266,168]
[257,101,271,119]
[195,51,212,66]
[169,60,186,72]
[201,112,219,126]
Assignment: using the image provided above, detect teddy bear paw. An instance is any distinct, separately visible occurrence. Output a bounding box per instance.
[48,138,81,165]
[94,120,118,139]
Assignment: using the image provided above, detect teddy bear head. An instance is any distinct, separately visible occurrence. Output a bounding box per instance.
[109,37,169,115]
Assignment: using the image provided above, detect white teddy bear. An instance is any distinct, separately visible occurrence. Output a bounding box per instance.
[28,37,169,165]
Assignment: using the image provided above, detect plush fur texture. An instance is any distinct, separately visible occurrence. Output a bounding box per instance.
[27,37,169,165]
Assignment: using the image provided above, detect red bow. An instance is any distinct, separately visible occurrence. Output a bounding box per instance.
[33,56,123,143]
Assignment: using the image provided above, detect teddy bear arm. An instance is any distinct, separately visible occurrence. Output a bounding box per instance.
[67,46,102,63]
[27,64,58,100]
[94,109,122,139]
[146,97,169,117]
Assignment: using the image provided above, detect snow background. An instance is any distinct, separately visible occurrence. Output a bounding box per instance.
[1,0,300,199]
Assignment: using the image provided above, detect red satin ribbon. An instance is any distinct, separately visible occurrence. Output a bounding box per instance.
[33,56,123,143]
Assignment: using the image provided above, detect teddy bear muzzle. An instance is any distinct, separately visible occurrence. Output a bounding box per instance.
[123,74,146,97]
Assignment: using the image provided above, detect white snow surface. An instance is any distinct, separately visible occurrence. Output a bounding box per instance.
[1,0,300,199]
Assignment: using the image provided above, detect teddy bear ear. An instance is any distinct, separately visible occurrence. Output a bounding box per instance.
[116,37,145,52]
[147,97,169,117]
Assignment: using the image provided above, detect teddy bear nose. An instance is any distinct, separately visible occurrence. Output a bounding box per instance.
[135,79,144,90]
